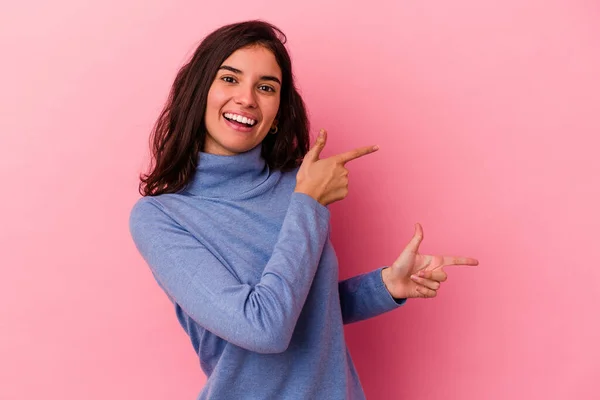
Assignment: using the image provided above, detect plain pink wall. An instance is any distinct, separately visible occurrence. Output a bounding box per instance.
[1,0,598,399]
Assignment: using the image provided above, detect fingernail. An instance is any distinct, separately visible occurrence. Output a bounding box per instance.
[319,129,324,136]
[373,145,379,150]
[411,275,418,280]
[418,271,425,277]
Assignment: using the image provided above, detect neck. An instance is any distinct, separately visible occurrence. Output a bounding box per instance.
[184,144,270,198]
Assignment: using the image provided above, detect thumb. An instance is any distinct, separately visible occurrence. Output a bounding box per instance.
[407,223,424,254]
[305,129,327,163]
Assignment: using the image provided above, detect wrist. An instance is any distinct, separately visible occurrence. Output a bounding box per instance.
[381,267,406,302]
[381,267,395,296]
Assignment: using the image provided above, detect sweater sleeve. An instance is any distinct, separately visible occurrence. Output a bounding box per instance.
[128,192,330,354]
[338,268,407,325]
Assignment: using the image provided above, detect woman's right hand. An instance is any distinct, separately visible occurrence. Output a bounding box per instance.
[294,129,379,206]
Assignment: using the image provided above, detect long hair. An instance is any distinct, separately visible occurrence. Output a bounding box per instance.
[138,20,310,196]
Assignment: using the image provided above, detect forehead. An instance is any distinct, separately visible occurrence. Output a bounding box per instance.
[221,45,282,79]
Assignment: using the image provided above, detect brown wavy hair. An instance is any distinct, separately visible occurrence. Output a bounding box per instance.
[138,20,310,196]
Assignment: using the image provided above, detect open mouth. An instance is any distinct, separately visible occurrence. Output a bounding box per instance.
[223,113,257,128]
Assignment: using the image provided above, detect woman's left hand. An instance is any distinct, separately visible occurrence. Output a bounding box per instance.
[381,223,479,299]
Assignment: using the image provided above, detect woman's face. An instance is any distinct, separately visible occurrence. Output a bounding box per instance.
[203,45,282,155]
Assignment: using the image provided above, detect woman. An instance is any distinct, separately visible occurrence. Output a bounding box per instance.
[129,20,478,399]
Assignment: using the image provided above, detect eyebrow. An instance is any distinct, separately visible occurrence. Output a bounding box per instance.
[218,65,282,85]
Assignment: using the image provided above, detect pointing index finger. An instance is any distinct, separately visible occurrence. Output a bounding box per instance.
[439,256,479,268]
[336,145,379,164]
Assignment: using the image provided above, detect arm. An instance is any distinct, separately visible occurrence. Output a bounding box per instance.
[128,192,330,354]
[338,268,406,325]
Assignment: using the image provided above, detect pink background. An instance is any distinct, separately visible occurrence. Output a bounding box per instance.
[2,0,599,399]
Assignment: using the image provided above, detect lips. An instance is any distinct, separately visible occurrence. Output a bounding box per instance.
[223,114,255,133]
[223,111,259,126]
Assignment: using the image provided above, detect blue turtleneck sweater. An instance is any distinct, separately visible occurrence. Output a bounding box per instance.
[128,143,406,399]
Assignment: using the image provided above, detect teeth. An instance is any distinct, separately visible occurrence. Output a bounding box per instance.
[224,113,256,126]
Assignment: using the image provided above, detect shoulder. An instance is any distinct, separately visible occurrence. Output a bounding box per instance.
[128,196,180,244]
[279,165,300,183]
[129,192,191,222]
[129,196,163,224]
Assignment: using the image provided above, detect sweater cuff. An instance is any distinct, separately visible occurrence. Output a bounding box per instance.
[352,267,407,320]
[290,191,330,221]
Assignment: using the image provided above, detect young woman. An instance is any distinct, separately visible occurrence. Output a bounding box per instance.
[129,20,478,399]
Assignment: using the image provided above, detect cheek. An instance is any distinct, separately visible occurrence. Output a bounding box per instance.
[262,97,280,121]
[206,86,228,114]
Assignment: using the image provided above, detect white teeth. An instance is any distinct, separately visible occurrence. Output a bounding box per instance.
[224,113,256,126]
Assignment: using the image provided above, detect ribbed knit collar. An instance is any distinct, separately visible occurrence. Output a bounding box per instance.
[183,144,271,198]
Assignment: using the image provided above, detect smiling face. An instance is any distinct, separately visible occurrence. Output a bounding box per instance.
[203,45,282,156]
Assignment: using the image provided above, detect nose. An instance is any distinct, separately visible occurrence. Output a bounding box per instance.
[233,83,257,108]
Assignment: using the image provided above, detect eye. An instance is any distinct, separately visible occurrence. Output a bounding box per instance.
[221,76,237,83]
[259,85,276,92]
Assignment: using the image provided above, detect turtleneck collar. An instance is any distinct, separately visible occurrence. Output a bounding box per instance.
[183,144,272,198]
